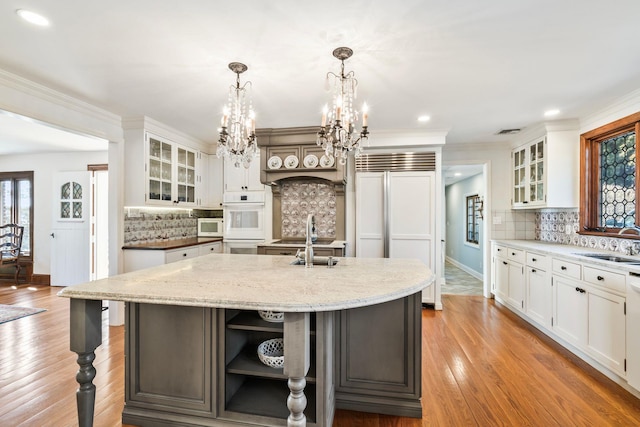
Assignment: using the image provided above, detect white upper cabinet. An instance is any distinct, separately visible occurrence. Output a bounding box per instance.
[123,118,206,207]
[511,121,579,209]
[224,155,264,192]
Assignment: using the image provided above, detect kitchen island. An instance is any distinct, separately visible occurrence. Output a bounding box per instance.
[58,253,433,427]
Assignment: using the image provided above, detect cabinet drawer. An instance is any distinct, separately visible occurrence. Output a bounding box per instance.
[507,248,525,264]
[198,242,222,256]
[261,247,300,256]
[552,258,581,280]
[494,244,508,258]
[526,252,549,271]
[166,247,200,263]
[583,266,626,294]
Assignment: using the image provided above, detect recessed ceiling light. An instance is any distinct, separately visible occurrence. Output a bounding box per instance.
[16,9,50,27]
[418,115,430,122]
[454,172,462,177]
[544,109,560,117]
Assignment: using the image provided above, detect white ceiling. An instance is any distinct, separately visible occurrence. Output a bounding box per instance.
[1,0,640,154]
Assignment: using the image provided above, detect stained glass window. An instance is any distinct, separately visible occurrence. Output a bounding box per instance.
[599,131,635,228]
[466,194,481,245]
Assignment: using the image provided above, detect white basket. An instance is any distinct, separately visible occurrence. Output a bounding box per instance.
[257,338,284,368]
[258,310,284,323]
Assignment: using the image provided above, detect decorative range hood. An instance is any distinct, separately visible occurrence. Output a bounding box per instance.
[257,126,346,185]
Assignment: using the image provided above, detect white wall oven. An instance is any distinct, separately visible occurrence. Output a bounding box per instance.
[223,192,265,253]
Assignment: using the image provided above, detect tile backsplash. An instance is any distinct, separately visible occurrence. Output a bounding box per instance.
[493,208,637,254]
[280,180,337,239]
[124,209,196,245]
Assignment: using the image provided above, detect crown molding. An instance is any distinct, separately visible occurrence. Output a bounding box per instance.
[0,68,122,141]
[579,87,640,133]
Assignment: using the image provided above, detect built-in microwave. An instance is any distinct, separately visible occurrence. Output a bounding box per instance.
[197,218,224,237]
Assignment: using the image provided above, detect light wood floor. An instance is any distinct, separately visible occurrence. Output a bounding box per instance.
[1,283,639,427]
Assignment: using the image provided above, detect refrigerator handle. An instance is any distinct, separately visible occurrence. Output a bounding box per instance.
[384,171,390,258]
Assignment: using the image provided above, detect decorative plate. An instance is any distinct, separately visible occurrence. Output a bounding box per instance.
[303,154,319,168]
[284,155,299,169]
[267,156,282,169]
[319,154,335,168]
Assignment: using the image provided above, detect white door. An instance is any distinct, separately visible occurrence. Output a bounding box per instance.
[355,172,385,258]
[51,171,90,286]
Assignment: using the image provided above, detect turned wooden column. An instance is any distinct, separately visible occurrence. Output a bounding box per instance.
[70,299,103,427]
[283,312,310,427]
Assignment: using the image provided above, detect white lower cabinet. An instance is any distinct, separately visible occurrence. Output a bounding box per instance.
[492,242,630,388]
[552,275,588,348]
[124,242,222,273]
[526,265,549,327]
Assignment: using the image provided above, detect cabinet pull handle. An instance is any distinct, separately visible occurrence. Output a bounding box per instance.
[597,275,604,281]
[561,266,567,270]
[503,261,508,265]
[280,252,292,255]
[497,248,502,251]
[532,258,537,262]
[575,287,586,293]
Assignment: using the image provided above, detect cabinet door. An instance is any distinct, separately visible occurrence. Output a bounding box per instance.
[176,146,197,204]
[587,287,626,376]
[507,262,524,311]
[552,276,587,348]
[246,155,264,191]
[526,267,549,327]
[495,257,509,300]
[512,146,526,205]
[147,136,174,203]
[527,139,545,204]
[355,172,385,258]
[224,157,263,191]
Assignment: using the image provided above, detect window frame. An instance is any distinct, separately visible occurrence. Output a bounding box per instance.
[580,111,640,239]
[465,193,481,247]
[0,171,34,259]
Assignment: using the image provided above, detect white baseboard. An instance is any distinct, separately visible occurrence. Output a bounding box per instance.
[445,256,483,281]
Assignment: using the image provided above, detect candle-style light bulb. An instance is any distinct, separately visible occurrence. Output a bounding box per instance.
[362,102,369,127]
[221,107,230,127]
[336,96,343,121]
[321,105,328,127]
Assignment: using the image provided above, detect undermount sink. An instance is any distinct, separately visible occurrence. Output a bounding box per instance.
[290,256,339,266]
[575,253,640,263]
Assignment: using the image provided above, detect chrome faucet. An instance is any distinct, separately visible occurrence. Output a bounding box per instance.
[304,214,316,268]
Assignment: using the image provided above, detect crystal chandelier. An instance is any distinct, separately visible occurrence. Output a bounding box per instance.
[317,47,369,164]
[217,62,257,168]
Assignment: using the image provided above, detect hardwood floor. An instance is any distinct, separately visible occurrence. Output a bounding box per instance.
[1,283,639,426]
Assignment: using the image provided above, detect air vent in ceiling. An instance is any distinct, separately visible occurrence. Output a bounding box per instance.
[496,128,522,135]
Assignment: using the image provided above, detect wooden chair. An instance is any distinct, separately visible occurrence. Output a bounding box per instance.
[0,224,24,285]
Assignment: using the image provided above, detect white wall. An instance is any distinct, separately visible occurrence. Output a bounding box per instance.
[0,151,108,274]
[445,173,484,276]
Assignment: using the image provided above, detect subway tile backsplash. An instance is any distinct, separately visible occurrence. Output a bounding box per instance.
[124,209,196,245]
[492,208,637,254]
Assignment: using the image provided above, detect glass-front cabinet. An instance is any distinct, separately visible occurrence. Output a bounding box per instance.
[512,137,546,208]
[145,133,198,206]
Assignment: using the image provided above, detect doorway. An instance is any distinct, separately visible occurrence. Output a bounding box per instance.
[442,163,490,297]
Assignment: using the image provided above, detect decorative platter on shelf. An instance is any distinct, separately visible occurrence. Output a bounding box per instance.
[303,154,319,168]
[267,156,282,170]
[319,154,335,168]
[284,155,299,169]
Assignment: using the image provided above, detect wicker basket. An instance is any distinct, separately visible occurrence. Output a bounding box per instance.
[258,310,284,323]
[257,338,284,368]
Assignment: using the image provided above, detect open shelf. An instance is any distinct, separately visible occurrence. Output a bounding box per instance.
[227,345,316,383]
[227,310,315,335]
[225,377,316,423]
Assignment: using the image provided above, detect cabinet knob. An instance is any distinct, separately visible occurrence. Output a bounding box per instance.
[497,248,502,251]
[183,253,187,257]
[503,261,508,265]
[561,266,567,270]
[532,258,537,262]
[575,287,586,293]
[597,275,604,281]
[512,252,516,256]
[531,268,537,273]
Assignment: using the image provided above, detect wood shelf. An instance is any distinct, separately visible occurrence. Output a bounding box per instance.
[227,310,316,335]
[226,346,317,383]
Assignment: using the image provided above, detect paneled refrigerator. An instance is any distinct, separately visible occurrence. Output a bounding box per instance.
[356,170,436,304]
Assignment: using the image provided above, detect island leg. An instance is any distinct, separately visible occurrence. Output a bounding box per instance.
[283,312,310,427]
[70,299,103,427]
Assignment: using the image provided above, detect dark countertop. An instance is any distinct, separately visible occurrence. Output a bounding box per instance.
[122,237,223,251]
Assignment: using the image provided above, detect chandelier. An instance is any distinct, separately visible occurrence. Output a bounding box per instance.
[217,62,257,169]
[317,47,369,164]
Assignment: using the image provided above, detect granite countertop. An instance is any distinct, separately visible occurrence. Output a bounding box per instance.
[122,237,223,251]
[258,239,347,249]
[58,254,433,312]
[492,239,640,273]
